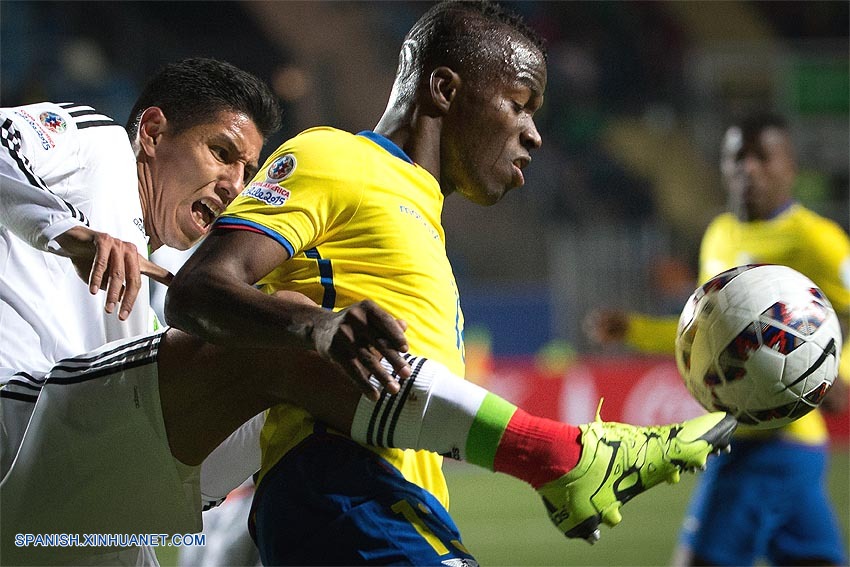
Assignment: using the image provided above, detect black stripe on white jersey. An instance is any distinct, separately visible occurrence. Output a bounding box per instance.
[76,120,118,130]
[202,497,227,512]
[62,104,117,130]
[0,118,46,191]
[47,333,163,385]
[0,390,38,403]
[52,333,159,369]
[0,372,47,403]
[7,377,45,392]
[0,118,89,226]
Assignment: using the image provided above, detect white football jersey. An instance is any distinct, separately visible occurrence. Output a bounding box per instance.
[0,102,152,375]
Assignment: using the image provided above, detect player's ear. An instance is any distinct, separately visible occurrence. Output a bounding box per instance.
[137,107,167,157]
[429,66,460,115]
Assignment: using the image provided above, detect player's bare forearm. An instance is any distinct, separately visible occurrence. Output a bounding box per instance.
[166,229,410,397]
[167,230,316,347]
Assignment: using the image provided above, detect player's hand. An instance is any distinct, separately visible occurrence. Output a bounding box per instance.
[310,299,411,401]
[53,225,151,321]
[583,309,630,345]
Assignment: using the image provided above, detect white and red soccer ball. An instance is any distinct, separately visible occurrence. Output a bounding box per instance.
[675,264,842,429]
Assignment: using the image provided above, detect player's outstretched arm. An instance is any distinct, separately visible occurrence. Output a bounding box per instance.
[166,228,410,399]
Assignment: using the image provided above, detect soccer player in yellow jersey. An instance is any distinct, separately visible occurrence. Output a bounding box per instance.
[586,112,849,566]
[165,2,734,564]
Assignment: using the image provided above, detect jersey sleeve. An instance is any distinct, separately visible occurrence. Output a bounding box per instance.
[0,104,88,251]
[216,128,364,256]
[804,217,850,318]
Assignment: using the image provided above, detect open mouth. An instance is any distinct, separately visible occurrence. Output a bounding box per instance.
[191,198,222,229]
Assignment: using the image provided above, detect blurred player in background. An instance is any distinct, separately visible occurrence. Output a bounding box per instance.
[0,57,280,565]
[167,1,734,564]
[585,112,849,566]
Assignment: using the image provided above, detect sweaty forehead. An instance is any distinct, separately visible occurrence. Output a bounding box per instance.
[509,39,546,92]
[482,33,546,92]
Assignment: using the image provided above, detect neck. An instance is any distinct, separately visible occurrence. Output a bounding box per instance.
[374,103,445,192]
[136,160,161,252]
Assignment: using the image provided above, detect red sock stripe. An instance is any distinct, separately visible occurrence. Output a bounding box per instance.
[492,409,582,488]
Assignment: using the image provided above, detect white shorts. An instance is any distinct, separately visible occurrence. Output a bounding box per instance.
[0,331,201,565]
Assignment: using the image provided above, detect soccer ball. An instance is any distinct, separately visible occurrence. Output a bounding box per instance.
[675,264,842,429]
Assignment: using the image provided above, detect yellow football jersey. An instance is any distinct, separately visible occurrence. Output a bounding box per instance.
[627,203,850,444]
[217,127,466,506]
[700,204,850,316]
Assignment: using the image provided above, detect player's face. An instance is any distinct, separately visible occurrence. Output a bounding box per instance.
[149,111,263,250]
[721,126,796,221]
[442,40,546,205]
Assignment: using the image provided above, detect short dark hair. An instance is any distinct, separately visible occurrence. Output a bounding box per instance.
[402,1,546,95]
[733,111,789,142]
[126,58,281,140]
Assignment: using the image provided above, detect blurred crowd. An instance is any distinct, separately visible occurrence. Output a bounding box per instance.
[3,0,847,353]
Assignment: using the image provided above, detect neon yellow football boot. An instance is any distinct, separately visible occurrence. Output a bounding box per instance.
[537,405,737,543]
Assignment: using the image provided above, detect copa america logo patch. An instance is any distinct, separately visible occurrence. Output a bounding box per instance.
[267,154,296,182]
[243,181,291,207]
[39,111,67,133]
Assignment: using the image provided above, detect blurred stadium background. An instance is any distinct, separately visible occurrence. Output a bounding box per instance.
[2,1,847,565]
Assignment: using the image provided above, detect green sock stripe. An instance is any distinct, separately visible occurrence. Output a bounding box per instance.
[465,393,517,470]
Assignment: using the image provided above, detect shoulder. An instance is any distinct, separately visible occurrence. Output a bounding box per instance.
[3,102,121,134]
[262,127,368,182]
[703,212,736,235]
[2,101,127,156]
[285,126,359,155]
[787,204,849,242]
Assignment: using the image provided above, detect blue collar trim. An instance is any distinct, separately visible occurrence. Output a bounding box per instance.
[766,199,795,220]
[356,130,414,164]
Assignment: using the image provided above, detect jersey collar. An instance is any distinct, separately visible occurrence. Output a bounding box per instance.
[766,199,796,220]
[356,131,414,165]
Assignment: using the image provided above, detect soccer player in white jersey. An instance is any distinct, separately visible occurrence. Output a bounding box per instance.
[0,58,280,565]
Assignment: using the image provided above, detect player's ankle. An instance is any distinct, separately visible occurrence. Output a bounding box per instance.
[493,409,582,488]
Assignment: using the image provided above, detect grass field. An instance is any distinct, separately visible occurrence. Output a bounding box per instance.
[158,449,849,566]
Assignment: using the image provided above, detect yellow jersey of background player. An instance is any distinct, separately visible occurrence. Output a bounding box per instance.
[216,127,466,506]
[623,201,850,444]
[697,201,850,444]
